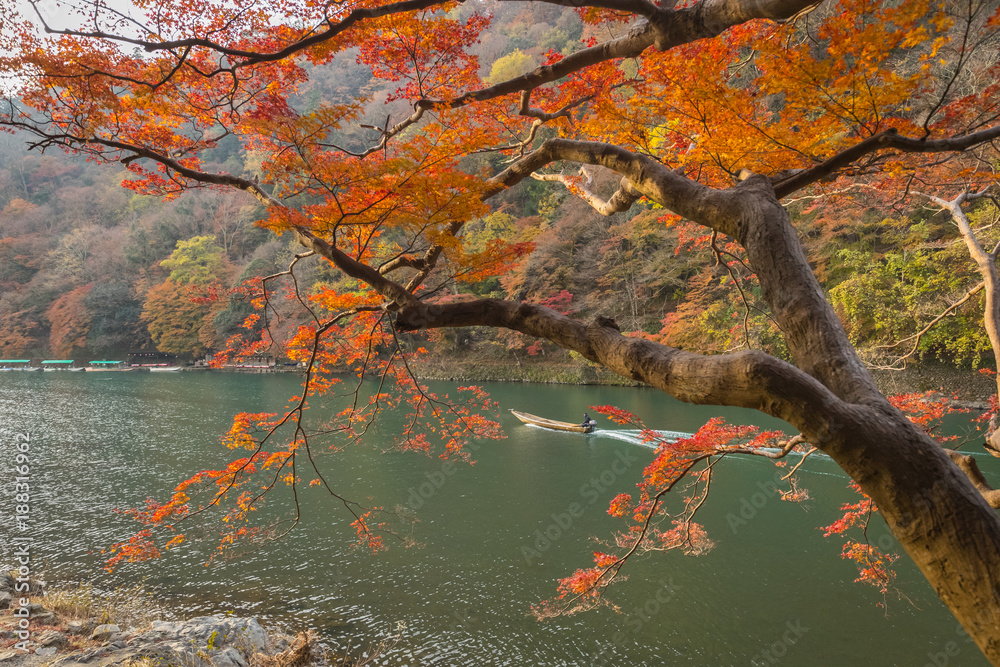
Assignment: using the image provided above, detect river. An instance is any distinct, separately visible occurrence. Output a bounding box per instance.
[0,371,994,665]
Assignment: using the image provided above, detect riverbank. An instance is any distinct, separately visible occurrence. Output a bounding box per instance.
[868,363,996,405]
[415,350,997,404]
[0,573,397,667]
[414,351,642,386]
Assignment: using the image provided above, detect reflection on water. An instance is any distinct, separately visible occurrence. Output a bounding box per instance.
[0,372,994,666]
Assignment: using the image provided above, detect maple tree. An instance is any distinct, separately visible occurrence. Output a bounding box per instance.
[139,235,234,354]
[45,282,93,357]
[4,0,1000,662]
[141,278,216,355]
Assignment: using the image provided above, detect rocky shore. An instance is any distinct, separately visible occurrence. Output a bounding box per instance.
[0,574,323,667]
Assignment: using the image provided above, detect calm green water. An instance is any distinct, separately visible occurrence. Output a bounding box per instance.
[0,372,995,666]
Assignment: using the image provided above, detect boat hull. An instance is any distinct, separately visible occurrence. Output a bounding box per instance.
[509,409,594,433]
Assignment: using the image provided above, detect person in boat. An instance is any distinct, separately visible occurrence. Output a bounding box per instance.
[581,413,592,428]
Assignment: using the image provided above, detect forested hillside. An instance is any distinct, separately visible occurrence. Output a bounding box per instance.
[0,0,994,371]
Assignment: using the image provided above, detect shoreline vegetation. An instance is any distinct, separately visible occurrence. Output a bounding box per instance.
[4,350,995,404]
[0,572,401,667]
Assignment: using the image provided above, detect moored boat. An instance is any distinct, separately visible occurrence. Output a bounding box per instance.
[509,409,596,434]
[85,360,133,371]
[41,359,75,371]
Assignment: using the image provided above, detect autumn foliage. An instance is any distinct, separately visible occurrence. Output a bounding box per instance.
[46,283,93,357]
[533,407,802,618]
[5,0,1000,661]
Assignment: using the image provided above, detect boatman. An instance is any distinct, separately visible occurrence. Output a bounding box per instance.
[581,413,591,427]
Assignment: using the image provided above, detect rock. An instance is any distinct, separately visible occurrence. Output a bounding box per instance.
[137,615,269,655]
[125,615,272,667]
[147,619,176,634]
[0,591,11,608]
[69,645,114,663]
[212,647,248,667]
[65,620,90,635]
[37,630,69,648]
[0,614,281,667]
[34,611,58,625]
[269,634,292,653]
[0,572,45,595]
[91,624,120,642]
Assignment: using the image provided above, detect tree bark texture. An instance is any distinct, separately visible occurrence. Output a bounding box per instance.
[396,146,1000,664]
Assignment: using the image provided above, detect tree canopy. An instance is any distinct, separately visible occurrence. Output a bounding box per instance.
[3,0,1000,662]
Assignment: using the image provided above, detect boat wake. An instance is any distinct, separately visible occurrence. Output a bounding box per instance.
[592,428,694,449]
[592,430,836,463]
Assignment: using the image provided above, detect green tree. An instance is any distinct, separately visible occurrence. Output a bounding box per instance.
[485,49,536,85]
[160,235,228,285]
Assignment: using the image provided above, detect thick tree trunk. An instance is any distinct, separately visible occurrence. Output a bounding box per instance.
[665,179,1000,663]
[397,171,1000,664]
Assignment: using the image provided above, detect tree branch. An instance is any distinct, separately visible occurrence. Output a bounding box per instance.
[531,169,641,216]
[774,126,1000,198]
[395,298,849,439]
[31,0,455,72]
[63,136,421,309]
[335,0,821,157]
[721,434,807,458]
[378,255,426,275]
[489,138,741,236]
[869,282,985,366]
[944,449,1000,509]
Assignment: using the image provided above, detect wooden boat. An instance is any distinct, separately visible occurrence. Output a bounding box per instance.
[149,366,183,372]
[509,409,596,434]
[85,361,133,371]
